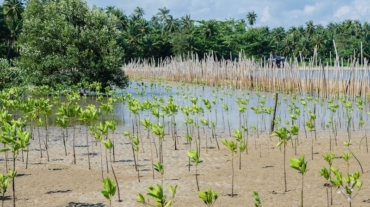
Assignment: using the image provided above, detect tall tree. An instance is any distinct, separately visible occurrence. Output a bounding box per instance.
[17,0,129,90]
[2,0,23,20]
[246,11,257,27]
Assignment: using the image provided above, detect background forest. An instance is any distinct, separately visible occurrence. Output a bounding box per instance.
[1,0,370,89]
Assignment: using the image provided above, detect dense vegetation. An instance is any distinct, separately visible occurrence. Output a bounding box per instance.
[1,0,370,89]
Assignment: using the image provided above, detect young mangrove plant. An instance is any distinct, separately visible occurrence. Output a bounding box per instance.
[321,152,335,206]
[141,117,155,179]
[0,120,31,207]
[152,123,165,163]
[305,109,316,160]
[78,105,99,170]
[331,167,362,207]
[188,149,202,191]
[221,139,238,197]
[153,161,165,186]
[290,155,308,207]
[198,189,218,207]
[101,176,116,207]
[123,131,141,182]
[253,191,262,207]
[344,141,363,174]
[101,139,121,202]
[271,125,298,192]
[234,129,246,170]
[0,172,9,207]
[137,184,177,207]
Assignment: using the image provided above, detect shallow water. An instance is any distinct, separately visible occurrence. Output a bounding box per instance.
[110,80,369,136]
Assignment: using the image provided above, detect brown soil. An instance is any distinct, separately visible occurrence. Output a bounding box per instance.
[5,126,370,207]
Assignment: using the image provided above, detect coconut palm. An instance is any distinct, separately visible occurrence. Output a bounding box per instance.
[246,11,257,27]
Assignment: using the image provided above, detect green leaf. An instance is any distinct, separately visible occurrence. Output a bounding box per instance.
[137,193,145,203]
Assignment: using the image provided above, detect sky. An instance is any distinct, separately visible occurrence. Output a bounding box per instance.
[86,0,370,29]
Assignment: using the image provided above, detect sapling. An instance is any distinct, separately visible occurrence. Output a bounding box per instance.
[106,120,117,162]
[210,121,220,150]
[344,141,363,173]
[78,105,99,170]
[188,149,202,191]
[253,191,262,207]
[271,125,298,192]
[221,139,238,197]
[137,184,177,207]
[319,167,331,207]
[305,109,316,160]
[141,117,155,179]
[152,123,165,163]
[200,118,209,153]
[55,117,68,156]
[198,189,218,207]
[101,139,121,202]
[0,173,9,207]
[234,129,246,170]
[124,131,140,181]
[153,161,164,186]
[222,104,231,136]
[331,167,362,207]
[101,176,116,207]
[0,120,31,207]
[132,135,140,182]
[321,152,335,206]
[290,155,308,207]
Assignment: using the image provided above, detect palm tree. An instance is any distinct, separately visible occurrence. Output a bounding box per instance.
[246,11,257,27]
[305,20,315,38]
[4,16,21,60]
[270,27,285,54]
[180,14,194,31]
[105,6,127,31]
[2,0,23,60]
[156,7,173,35]
[2,0,23,20]
[131,7,144,21]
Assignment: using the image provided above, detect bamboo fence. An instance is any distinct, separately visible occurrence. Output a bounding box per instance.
[123,53,370,99]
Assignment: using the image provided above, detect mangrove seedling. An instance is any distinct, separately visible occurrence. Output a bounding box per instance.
[234,129,246,170]
[271,125,298,192]
[101,138,121,202]
[344,141,363,174]
[137,184,177,207]
[331,167,362,207]
[322,152,335,206]
[253,191,261,207]
[221,139,238,197]
[290,155,308,207]
[0,173,9,207]
[188,149,202,191]
[101,176,116,207]
[153,161,165,186]
[198,189,218,207]
[0,120,30,207]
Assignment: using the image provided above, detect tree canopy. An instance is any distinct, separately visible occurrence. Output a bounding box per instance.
[1,1,370,90]
[15,0,129,90]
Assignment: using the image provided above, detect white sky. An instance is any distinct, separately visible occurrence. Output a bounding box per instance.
[86,0,370,28]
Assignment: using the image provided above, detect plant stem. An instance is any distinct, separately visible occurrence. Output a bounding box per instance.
[301,175,304,207]
[195,163,199,191]
[284,144,287,192]
[12,156,15,207]
[231,153,234,197]
[111,165,121,202]
[85,127,91,169]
